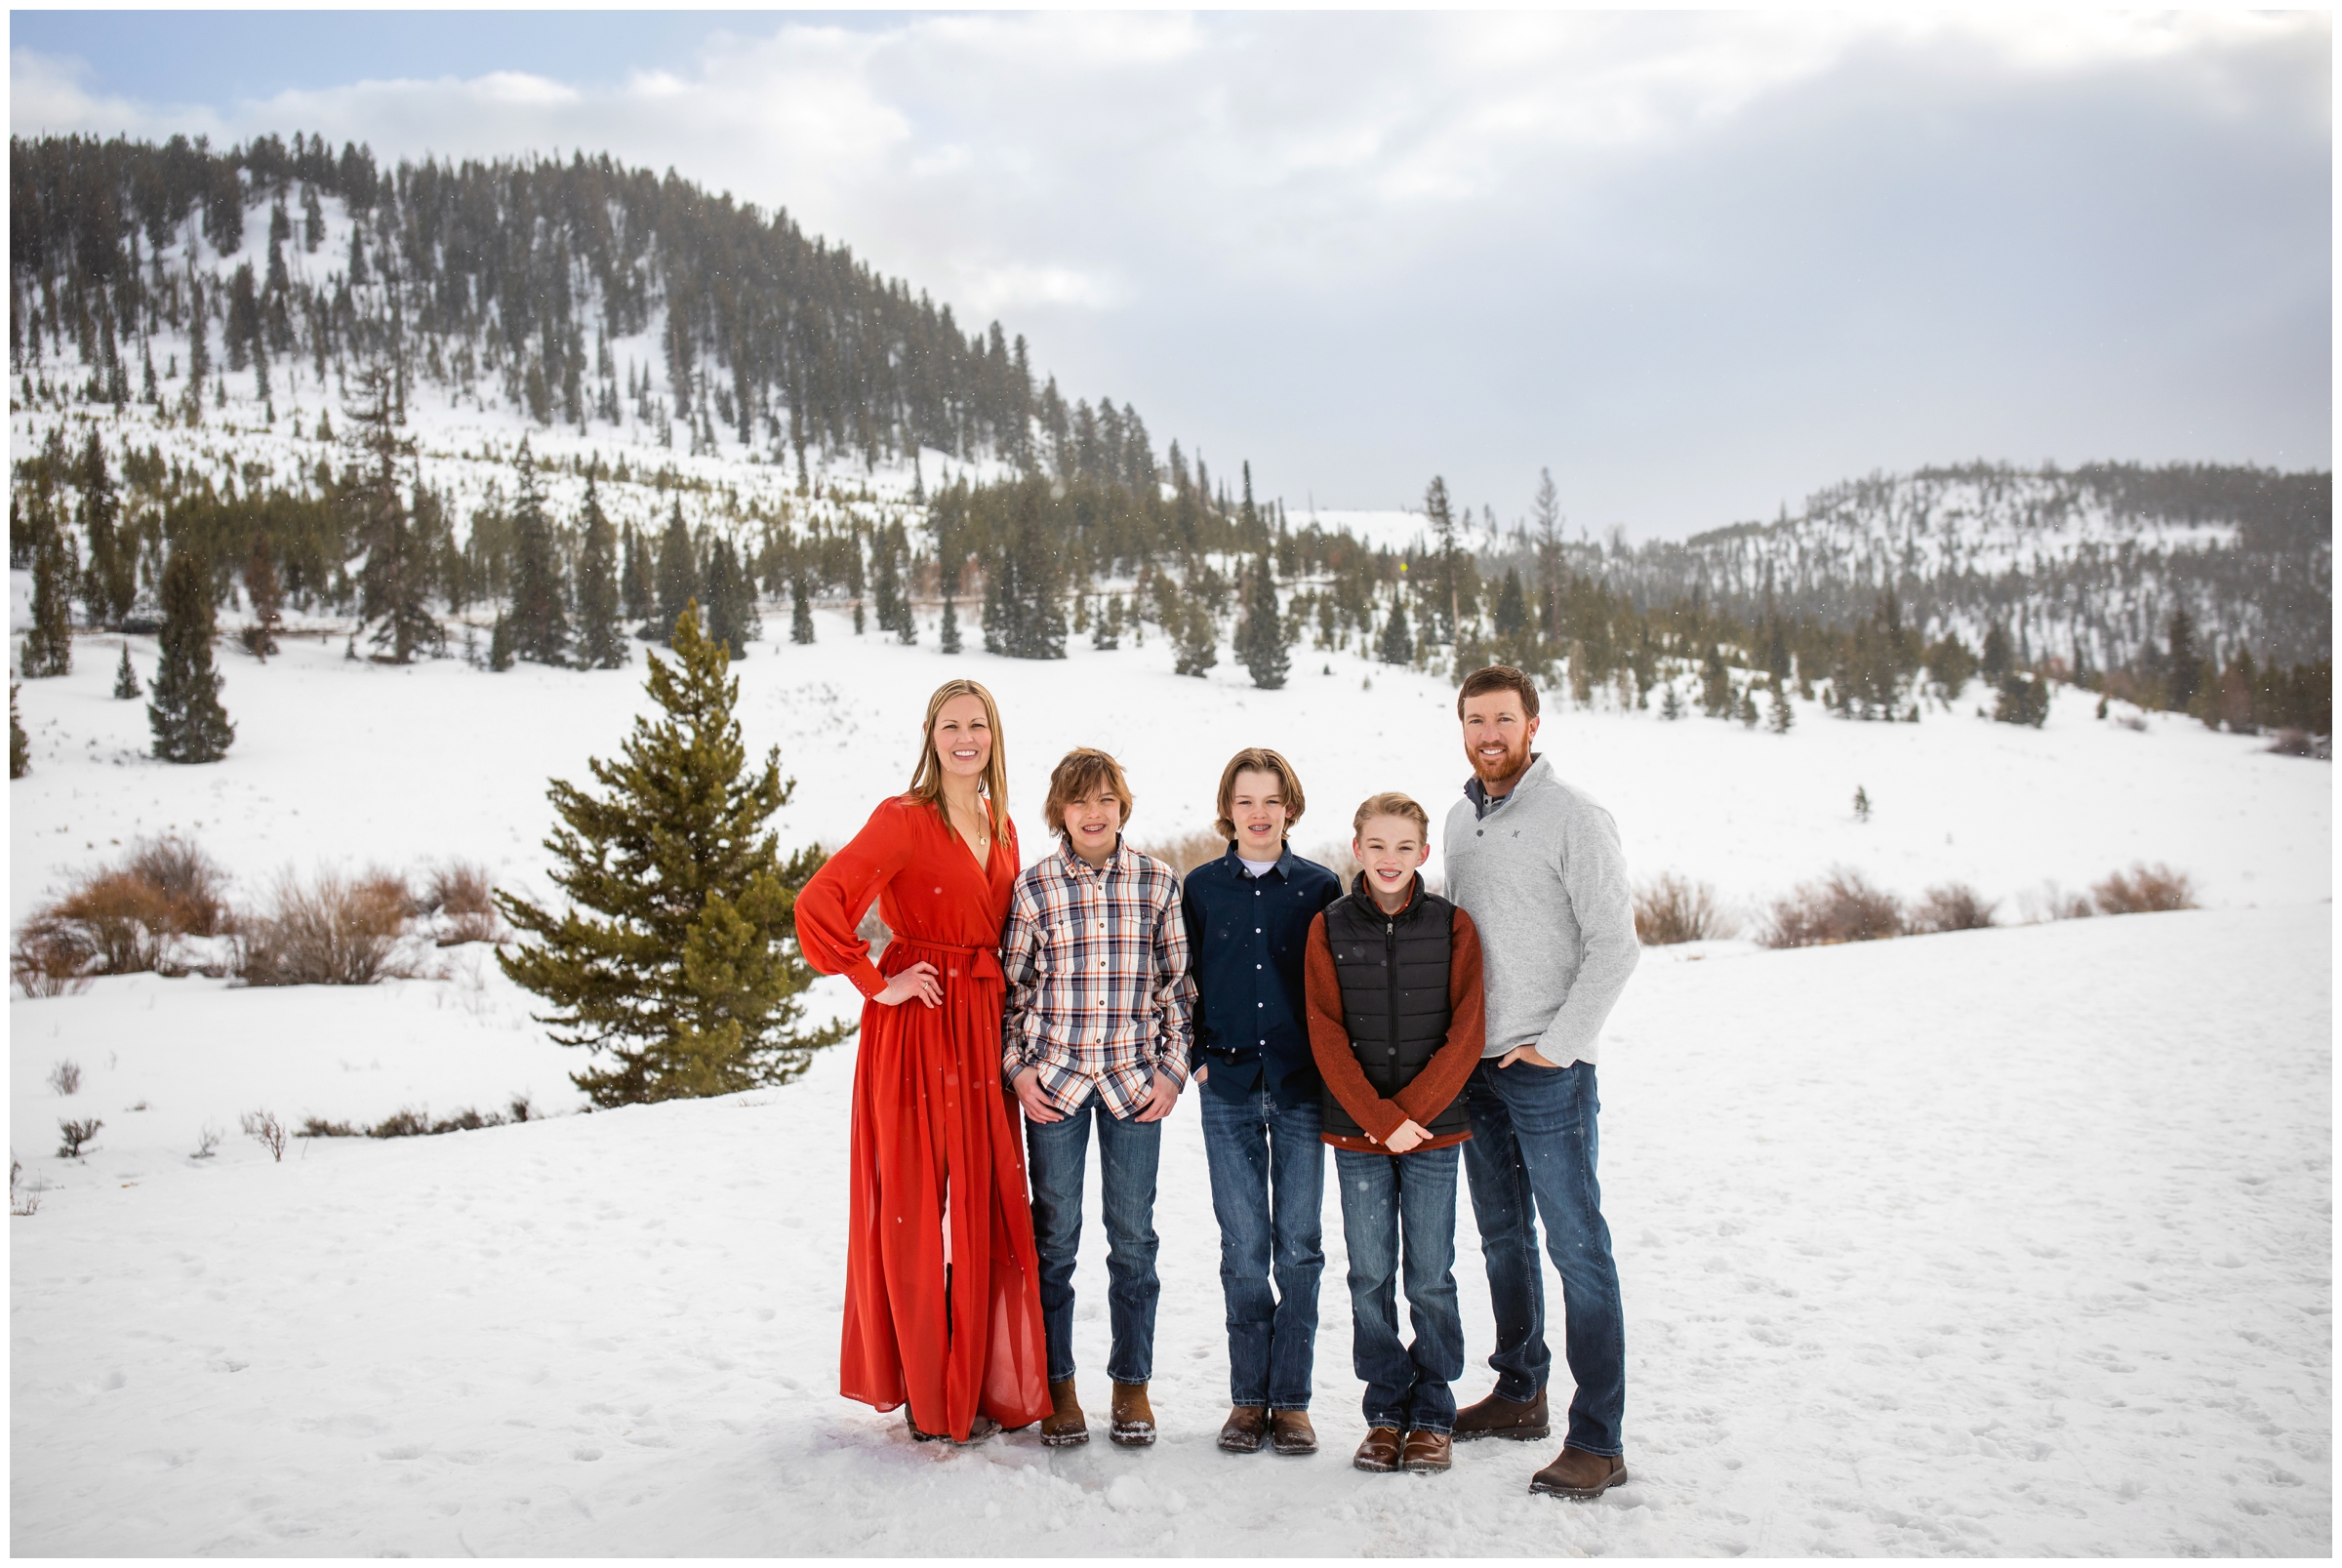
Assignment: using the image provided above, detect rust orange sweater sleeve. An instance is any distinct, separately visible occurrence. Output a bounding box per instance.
[1393,907,1487,1132]
[1305,912,1408,1146]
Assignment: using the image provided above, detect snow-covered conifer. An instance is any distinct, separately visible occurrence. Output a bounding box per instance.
[147,549,234,764]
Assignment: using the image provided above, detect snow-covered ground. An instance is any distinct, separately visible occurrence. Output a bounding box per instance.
[11,905,2327,1555]
[9,582,2330,1555]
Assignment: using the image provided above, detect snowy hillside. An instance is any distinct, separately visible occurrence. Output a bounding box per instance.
[11,900,2328,1555]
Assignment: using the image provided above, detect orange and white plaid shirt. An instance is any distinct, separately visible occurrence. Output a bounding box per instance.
[1000,836,1195,1118]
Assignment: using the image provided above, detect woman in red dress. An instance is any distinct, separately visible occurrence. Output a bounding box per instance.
[795,678,1051,1443]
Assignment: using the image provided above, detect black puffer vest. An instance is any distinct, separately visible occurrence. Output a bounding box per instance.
[1320,874,1469,1140]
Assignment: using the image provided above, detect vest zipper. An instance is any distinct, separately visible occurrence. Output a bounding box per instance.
[1384,910,1399,1078]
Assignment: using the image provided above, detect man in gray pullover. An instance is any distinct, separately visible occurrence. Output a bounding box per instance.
[1440,664,1639,1499]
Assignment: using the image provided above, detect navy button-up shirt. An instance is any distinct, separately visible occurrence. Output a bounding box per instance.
[1180,841,1344,1107]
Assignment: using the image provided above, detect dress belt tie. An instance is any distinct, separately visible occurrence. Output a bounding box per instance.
[885,936,1004,984]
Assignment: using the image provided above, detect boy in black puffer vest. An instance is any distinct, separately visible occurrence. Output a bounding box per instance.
[1305,791,1487,1476]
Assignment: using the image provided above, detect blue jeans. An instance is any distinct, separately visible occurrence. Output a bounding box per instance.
[1199,1085,1325,1409]
[1024,1089,1161,1386]
[1334,1144,1463,1434]
[1461,1058,1626,1456]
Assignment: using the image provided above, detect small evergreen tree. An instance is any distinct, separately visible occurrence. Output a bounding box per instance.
[1660,684,1683,721]
[1994,671,2050,728]
[1378,595,1412,666]
[1091,593,1121,651]
[1853,784,1872,823]
[1927,630,1976,697]
[702,539,753,661]
[9,683,27,779]
[241,535,282,660]
[147,548,235,763]
[654,503,698,643]
[20,487,76,678]
[1736,685,1759,728]
[1979,622,2013,685]
[1492,567,1528,644]
[1234,553,1289,689]
[1700,645,1732,717]
[508,439,570,665]
[939,593,960,654]
[1767,683,1795,734]
[80,431,135,628]
[2164,607,2201,713]
[871,522,904,637]
[979,491,1068,660]
[497,603,847,1106]
[112,642,141,700]
[575,474,625,669]
[620,520,655,625]
[346,361,440,663]
[1174,593,1218,677]
[489,608,515,671]
[790,575,815,644]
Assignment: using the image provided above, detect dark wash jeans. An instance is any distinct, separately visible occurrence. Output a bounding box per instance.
[1461,1057,1627,1457]
[1198,1083,1325,1409]
[1334,1143,1464,1435]
[1024,1089,1161,1387]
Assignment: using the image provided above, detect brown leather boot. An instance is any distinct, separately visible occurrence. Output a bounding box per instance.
[1530,1446,1629,1499]
[1352,1426,1403,1472]
[1269,1409,1318,1456]
[1453,1387,1551,1442]
[1218,1405,1269,1453]
[1400,1429,1453,1472]
[1040,1378,1089,1447]
[1110,1382,1156,1446]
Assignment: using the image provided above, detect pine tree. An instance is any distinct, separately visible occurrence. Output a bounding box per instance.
[702,539,758,662]
[575,474,624,669]
[20,486,75,678]
[147,548,235,763]
[1853,785,1872,823]
[1768,683,1795,734]
[790,575,815,644]
[1492,567,1528,642]
[496,603,848,1107]
[620,521,654,625]
[241,535,281,660]
[1173,590,1219,677]
[1980,622,2013,684]
[9,684,27,779]
[1701,646,1732,717]
[508,439,570,665]
[1660,684,1683,721]
[1092,592,1122,651]
[346,361,439,663]
[655,503,698,643]
[112,641,141,700]
[871,521,904,636]
[938,592,960,654]
[2164,606,2201,712]
[489,608,516,671]
[979,487,1067,660]
[1234,553,1288,689]
[1736,686,1760,728]
[1378,594,1413,666]
[79,432,135,628]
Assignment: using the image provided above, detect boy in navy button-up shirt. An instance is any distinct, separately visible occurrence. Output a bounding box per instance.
[1181,748,1343,1456]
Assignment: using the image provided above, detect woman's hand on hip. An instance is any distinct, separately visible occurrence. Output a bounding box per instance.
[874,961,941,1009]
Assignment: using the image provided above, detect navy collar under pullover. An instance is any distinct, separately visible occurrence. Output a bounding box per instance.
[1179,840,1344,1106]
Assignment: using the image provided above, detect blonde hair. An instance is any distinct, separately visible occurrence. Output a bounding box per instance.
[1352,790,1430,841]
[1213,747,1306,842]
[1044,747,1135,836]
[906,679,1010,840]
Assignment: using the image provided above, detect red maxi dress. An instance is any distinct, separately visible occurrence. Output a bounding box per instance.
[794,795,1051,1439]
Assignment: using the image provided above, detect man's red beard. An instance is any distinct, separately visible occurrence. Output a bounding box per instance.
[1471,737,1533,787]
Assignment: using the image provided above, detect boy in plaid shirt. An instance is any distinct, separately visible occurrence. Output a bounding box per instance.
[1002,747,1194,1449]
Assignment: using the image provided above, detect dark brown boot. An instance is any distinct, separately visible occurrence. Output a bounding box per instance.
[1352,1426,1403,1472]
[1453,1386,1550,1442]
[1270,1409,1318,1456]
[1110,1381,1156,1447]
[1530,1446,1628,1499]
[1218,1405,1268,1453]
[1400,1429,1453,1473]
[1040,1378,1089,1447]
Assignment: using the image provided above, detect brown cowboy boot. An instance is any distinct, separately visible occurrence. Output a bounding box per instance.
[1040,1379,1089,1447]
[1452,1386,1551,1442]
[1269,1409,1318,1456]
[1218,1405,1269,1453]
[1110,1382,1156,1447]
[1400,1429,1453,1473]
[1530,1446,1629,1499]
[1352,1426,1403,1472]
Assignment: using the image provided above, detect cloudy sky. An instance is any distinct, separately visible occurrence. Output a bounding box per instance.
[12,10,2331,539]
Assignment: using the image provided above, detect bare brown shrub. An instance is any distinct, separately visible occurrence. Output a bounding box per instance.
[1308,841,1364,894]
[239,871,419,986]
[241,1108,288,1161]
[1762,867,1903,948]
[1634,873,1735,945]
[1906,883,1999,935]
[422,861,503,945]
[1136,827,1229,880]
[2092,863,2200,915]
[11,835,233,989]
